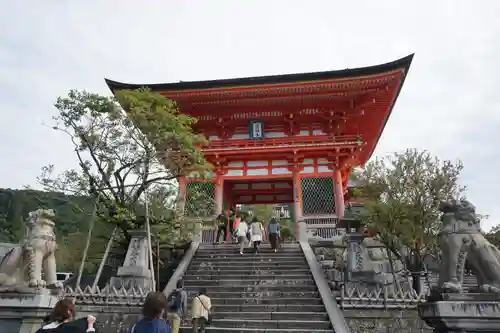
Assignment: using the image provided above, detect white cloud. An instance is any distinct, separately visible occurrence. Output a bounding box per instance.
[1,0,499,229]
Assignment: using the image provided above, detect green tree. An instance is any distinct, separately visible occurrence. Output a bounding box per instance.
[6,191,25,241]
[353,148,466,293]
[252,204,275,223]
[38,89,210,247]
[485,223,500,248]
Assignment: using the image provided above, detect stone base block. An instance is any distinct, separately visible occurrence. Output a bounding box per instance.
[108,276,152,291]
[0,290,60,308]
[419,293,500,333]
[116,266,151,278]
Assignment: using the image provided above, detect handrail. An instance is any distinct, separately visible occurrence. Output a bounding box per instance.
[163,221,202,296]
[300,240,351,333]
[162,241,199,297]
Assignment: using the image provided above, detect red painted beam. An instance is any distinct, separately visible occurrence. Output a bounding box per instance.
[159,73,398,100]
[230,188,292,195]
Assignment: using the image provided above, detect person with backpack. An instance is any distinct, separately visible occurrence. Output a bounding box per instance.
[191,288,212,333]
[130,292,171,333]
[214,213,229,244]
[268,217,281,252]
[166,280,188,333]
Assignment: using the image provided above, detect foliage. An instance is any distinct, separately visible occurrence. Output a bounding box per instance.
[56,231,99,273]
[38,89,210,246]
[279,218,294,241]
[485,224,500,248]
[0,188,93,243]
[352,149,466,274]
[0,188,107,272]
[252,204,275,223]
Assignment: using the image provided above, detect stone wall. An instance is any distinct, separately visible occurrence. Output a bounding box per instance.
[343,309,432,333]
[0,302,141,333]
[78,305,141,333]
[314,246,344,289]
[313,245,432,333]
[0,319,22,333]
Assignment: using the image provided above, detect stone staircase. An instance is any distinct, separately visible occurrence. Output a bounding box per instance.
[179,243,334,333]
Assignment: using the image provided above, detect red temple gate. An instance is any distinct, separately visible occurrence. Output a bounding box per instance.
[106,54,413,241]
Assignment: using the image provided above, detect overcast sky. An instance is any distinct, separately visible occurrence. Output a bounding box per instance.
[1,1,499,229]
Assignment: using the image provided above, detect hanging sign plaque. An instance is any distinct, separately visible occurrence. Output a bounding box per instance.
[249,120,264,140]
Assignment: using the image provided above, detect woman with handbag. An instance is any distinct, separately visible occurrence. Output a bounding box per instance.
[191,288,212,333]
[234,218,249,255]
[249,217,264,253]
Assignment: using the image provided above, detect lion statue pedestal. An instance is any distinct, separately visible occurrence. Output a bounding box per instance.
[418,199,500,333]
[0,209,62,333]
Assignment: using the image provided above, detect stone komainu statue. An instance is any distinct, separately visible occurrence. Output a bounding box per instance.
[0,209,62,289]
[438,199,500,293]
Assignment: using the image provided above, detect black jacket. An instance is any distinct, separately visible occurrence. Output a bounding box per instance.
[35,318,97,333]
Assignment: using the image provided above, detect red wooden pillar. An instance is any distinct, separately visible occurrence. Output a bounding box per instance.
[333,170,345,217]
[292,168,303,239]
[214,175,224,215]
[224,181,233,243]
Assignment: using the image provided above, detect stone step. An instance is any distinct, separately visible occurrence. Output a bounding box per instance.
[185,268,309,275]
[198,244,302,253]
[195,254,305,259]
[195,251,302,256]
[183,297,323,306]
[199,243,300,249]
[179,327,333,333]
[196,250,303,254]
[183,274,312,281]
[183,284,317,293]
[210,311,328,321]
[182,268,311,276]
[180,318,331,330]
[183,278,315,287]
[187,263,309,270]
[191,257,306,264]
[203,304,326,312]
[185,290,320,298]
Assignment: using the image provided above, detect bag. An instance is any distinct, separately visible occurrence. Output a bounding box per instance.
[167,290,182,312]
[197,296,212,326]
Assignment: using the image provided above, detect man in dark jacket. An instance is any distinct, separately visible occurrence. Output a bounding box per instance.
[214,213,229,244]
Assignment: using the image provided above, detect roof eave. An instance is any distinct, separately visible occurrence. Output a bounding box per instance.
[105,54,414,94]
[359,55,414,164]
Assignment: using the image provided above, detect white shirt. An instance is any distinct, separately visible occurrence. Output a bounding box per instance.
[191,294,212,321]
[235,221,248,237]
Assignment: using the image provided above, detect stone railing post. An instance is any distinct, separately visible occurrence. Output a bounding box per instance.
[344,232,366,282]
[192,219,203,243]
[298,220,308,242]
